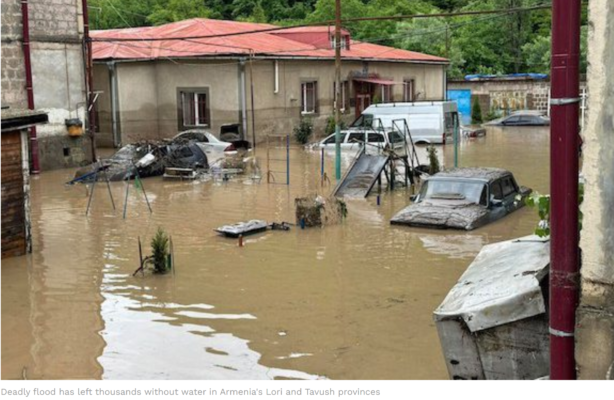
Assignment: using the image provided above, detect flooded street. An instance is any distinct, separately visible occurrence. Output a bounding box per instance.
[2,127,549,380]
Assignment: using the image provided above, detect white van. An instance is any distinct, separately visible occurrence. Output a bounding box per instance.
[350,102,459,145]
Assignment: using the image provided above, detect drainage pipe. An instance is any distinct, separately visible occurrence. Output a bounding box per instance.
[549,0,582,380]
[21,0,40,173]
[82,0,97,160]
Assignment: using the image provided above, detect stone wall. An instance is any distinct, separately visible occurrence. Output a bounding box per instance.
[1,0,91,170]
[576,0,614,380]
[448,79,586,117]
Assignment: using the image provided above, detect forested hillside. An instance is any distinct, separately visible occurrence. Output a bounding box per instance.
[89,0,588,78]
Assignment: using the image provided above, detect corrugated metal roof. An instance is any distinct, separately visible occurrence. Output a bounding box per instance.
[91,18,448,64]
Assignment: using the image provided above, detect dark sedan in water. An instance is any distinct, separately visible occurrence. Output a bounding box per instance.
[488,112,550,126]
[390,168,532,230]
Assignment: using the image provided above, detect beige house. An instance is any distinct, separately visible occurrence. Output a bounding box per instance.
[91,19,448,147]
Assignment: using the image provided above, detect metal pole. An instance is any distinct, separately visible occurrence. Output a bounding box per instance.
[453,113,459,168]
[286,134,290,186]
[549,0,581,380]
[249,50,257,153]
[122,180,130,219]
[334,0,342,181]
[321,147,325,181]
[85,178,97,216]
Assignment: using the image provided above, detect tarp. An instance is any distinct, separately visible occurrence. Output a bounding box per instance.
[464,73,549,81]
[434,235,550,332]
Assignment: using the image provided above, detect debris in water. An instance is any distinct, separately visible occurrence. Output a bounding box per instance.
[295,195,347,227]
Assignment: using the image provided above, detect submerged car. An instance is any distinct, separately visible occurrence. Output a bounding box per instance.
[173,129,251,164]
[310,129,409,156]
[487,111,550,126]
[390,167,532,230]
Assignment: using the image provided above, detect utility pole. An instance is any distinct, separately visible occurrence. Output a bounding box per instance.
[549,0,581,380]
[334,0,342,181]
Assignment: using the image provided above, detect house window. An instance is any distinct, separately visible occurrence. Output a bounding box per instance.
[330,36,348,50]
[334,81,350,113]
[403,79,415,102]
[301,81,318,114]
[381,85,392,103]
[179,89,210,128]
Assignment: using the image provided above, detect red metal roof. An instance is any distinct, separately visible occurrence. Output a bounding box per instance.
[92,18,448,64]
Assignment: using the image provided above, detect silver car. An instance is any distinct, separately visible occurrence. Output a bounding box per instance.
[173,129,251,164]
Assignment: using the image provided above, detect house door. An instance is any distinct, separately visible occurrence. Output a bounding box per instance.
[354,80,374,117]
[356,94,371,118]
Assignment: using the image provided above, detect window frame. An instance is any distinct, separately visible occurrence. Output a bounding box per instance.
[403,79,415,102]
[380,85,392,103]
[177,87,211,131]
[301,81,318,115]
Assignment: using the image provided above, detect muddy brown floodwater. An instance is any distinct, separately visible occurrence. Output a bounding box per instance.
[1,127,550,380]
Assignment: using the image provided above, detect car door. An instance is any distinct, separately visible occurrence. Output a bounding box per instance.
[500,175,521,211]
[502,116,522,126]
[489,179,508,222]
[366,132,386,154]
[345,132,365,153]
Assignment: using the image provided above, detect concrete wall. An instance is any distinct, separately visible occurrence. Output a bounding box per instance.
[94,58,445,146]
[576,0,614,380]
[1,0,91,170]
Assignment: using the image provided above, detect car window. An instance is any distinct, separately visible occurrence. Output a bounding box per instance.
[491,180,504,200]
[420,180,487,204]
[388,131,404,144]
[501,176,518,196]
[350,114,374,128]
[505,116,521,124]
[367,133,385,143]
[180,132,208,142]
[347,133,364,143]
[323,135,336,145]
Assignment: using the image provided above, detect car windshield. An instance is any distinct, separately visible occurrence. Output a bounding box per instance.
[420,179,487,205]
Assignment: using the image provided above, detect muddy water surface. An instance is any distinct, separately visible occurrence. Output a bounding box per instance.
[1,127,549,380]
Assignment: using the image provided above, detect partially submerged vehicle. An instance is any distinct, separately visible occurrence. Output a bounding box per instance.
[486,111,550,126]
[311,129,409,156]
[351,101,460,144]
[73,129,251,183]
[173,129,251,164]
[390,167,531,230]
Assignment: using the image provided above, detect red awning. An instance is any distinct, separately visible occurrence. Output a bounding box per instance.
[353,78,399,85]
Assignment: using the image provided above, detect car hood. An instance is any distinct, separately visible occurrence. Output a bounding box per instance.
[390,199,489,230]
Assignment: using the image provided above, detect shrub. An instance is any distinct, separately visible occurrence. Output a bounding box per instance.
[294,117,313,144]
[325,115,347,137]
[471,97,484,124]
[150,227,170,274]
[427,145,440,175]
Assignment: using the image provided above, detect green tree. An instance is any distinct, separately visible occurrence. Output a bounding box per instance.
[471,97,483,124]
[148,0,211,25]
[522,26,588,74]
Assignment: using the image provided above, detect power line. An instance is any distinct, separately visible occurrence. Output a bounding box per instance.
[90,3,554,43]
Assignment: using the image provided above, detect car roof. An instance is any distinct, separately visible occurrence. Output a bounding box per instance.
[430,167,511,183]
